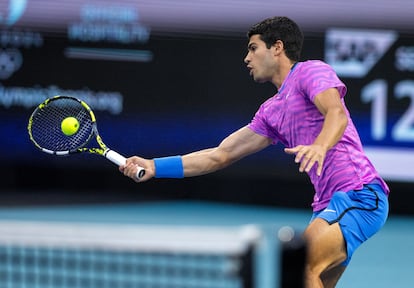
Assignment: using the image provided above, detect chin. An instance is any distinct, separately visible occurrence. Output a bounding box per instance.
[252,74,266,83]
[254,77,265,83]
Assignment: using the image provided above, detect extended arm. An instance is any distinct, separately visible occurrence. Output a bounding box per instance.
[121,126,272,182]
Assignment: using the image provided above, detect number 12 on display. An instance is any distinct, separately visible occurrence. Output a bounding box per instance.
[361,79,414,142]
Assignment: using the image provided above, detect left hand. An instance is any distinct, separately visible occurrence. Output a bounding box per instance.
[284,144,327,176]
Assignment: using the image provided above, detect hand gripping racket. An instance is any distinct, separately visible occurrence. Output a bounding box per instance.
[28,95,145,180]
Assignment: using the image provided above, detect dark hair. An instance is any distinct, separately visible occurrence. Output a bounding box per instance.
[247,16,303,61]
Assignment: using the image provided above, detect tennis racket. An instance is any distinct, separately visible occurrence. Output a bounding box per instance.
[28,95,145,180]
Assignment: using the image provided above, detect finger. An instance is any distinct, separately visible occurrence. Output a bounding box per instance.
[284,147,296,154]
[124,163,135,177]
[284,145,301,155]
[299,148,317,172]
[299,154,311,172]
[304,158,317,173]
[316,158,324,176]
[295,148,307,164]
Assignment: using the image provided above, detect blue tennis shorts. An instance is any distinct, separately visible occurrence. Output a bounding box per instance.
[311,183,389,266]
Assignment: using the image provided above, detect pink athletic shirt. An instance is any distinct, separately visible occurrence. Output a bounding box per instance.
[248,60,389,211]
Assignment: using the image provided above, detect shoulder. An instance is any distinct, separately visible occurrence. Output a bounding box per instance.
[296,60,342,84]
[295,60,347,99]
[297,60,336,73]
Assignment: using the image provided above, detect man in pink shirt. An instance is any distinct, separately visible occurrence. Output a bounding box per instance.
[121,16,389,287]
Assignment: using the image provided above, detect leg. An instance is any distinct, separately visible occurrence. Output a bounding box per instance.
[303,185,389,287]
[303,218,347,288]
[321,264,346,288]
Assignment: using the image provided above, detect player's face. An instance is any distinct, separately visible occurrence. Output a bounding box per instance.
[244,35,276,83]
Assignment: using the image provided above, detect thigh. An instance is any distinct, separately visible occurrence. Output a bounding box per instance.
[303,218,347,276]
[314,184,389,265]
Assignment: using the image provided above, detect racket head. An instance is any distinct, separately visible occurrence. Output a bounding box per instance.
[28,95,97,155]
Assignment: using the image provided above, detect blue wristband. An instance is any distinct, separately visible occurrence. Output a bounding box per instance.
[154,156,184,178]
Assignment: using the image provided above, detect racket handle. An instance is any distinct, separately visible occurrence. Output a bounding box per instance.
[105,150,146,180]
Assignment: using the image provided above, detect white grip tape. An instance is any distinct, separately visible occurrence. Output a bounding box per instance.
[105,149,126,165]
[105,150,146,179]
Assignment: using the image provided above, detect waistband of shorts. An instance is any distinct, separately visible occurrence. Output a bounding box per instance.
[363,183,386,195]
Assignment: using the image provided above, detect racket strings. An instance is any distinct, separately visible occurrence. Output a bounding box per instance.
[29,98,94,152]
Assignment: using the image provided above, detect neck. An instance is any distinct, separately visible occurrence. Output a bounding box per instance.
[274,61,297,89]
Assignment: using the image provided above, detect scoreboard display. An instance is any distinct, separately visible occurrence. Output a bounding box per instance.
[325,28,414,182]
[1,1,413,185]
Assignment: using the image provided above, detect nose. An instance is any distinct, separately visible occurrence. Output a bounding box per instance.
[244,53,250,64]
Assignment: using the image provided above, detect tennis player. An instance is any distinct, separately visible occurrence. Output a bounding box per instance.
[121,16,389,288]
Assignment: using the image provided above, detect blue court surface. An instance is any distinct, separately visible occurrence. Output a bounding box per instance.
[0,200,411,288]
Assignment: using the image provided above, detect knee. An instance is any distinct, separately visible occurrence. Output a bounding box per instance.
[304,263,346,288]
[304,265,324,288]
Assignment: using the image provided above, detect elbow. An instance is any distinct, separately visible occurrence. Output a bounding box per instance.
[330,106,348,132]
[211,154,230,171]
[210,148,234,171]
[340,111,348,132]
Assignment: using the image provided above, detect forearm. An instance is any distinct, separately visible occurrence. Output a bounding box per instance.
[151,148,230,179]
[154,127,270,178]
[142,127,270,181]
[182,148,231,177]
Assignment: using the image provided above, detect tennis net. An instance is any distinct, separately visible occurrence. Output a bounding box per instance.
[0,221,261,288]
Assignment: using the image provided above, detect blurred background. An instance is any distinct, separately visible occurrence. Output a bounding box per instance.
[1,0,414,212]
[0,1,414,287]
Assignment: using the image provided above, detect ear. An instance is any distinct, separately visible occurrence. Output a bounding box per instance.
[272,40,284,56]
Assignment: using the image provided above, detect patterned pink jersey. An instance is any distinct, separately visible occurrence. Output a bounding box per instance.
[248,60,389,211]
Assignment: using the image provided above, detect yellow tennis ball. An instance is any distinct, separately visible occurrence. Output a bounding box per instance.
[61,117,80,136]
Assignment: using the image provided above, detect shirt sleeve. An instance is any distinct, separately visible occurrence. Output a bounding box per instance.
[300,61,347,102]
[247,99,279,145]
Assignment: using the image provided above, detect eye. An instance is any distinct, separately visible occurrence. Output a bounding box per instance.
[248,45,257,52]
